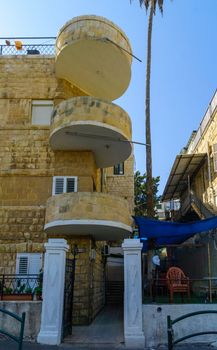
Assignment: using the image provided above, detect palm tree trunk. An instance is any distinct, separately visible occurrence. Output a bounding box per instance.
[146,2,154,217]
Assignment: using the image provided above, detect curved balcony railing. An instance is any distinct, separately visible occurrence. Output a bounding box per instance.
[44,192,132,240]
[55,15,132,100]
[49,96,132,168]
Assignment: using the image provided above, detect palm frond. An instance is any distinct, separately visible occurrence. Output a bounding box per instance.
[130,0,165,14]
[157,0,164,14]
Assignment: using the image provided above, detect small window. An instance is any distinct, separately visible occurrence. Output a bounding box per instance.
[213,144,217,172]
[113,163,124,175]
[16,253,42,275]
[32,100,53,125]
[52,176,78,195]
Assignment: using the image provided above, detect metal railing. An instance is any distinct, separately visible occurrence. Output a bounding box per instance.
[0,274,40,300]
[167,310,217,350]
[191,190,216,218]
[0,308,25,350]
[0,37,55,56]
[172,190,216,220]
[143,277,217,304]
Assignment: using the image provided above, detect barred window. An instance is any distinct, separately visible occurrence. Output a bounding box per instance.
[52,176,78,195]
[113,163,124,175]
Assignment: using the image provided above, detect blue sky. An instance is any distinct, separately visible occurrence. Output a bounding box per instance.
[1,0,217,194]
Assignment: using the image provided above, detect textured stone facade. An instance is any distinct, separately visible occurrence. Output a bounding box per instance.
[45,192,132,227]
[105,155,134,214]
[0,51,134,326]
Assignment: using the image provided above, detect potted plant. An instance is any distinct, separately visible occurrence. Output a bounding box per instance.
[34,286,42,300]
[34,269,43,300]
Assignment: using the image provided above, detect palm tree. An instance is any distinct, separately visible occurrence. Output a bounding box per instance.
[131,0,164,217]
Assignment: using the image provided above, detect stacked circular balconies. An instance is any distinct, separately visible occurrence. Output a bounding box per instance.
[45,15,133,240]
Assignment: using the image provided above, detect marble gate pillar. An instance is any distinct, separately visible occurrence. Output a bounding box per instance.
[37,238,69,345]
[122,239,145,348]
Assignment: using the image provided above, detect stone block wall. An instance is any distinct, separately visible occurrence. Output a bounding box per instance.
[90,247,105,319]
[105,155,134,213]
[0,54,132,326]
[191,108,217,207]
[66,238,105,325]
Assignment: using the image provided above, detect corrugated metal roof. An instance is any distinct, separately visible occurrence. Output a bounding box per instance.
[162,153,207,201]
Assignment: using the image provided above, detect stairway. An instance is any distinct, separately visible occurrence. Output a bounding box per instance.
[106,281,124,304]
[190,191,217,219]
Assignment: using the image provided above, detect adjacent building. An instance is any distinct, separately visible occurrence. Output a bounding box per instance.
[162,90,217,279]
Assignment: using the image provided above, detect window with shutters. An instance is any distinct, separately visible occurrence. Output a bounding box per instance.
[16,253,42,275]
[52,176,78,195]
[113,162,124,175]
[32,100,53,125]
[213,144,217,172]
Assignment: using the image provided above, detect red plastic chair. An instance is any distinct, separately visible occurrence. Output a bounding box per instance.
[166,267,190,303]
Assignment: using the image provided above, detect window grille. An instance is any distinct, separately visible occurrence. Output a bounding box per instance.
[113,163,124,175]
[52,176,78,195]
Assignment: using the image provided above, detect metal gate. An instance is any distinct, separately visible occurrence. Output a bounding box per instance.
[62,258,75,339]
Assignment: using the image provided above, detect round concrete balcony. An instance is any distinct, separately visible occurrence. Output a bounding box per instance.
[50,96,132,168]
[44,192,132,240]
[55,15,132,101]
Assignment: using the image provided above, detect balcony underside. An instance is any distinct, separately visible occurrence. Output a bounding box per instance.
[45,219,132,241]
[55,40,131,101]
[55,15,132,100]
[50,96,132,168]
[50,123,132,168]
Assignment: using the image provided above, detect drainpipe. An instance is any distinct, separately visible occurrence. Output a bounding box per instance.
[207,141,215,204]
[100,168,107,193]
[100,168,103,192]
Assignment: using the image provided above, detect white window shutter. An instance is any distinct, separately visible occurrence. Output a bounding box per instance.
[16,255,29,274]
[213,144,217,172]
[16,253,42,275]
[52,176,78,195]
[32,100,53,125]
[28,253,42,275]
[54,177,64,195]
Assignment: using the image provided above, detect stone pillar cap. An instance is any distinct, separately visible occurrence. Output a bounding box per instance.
[122,238,143,250]
[45,238,69,251]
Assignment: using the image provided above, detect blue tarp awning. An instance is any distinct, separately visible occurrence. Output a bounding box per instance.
[134,216,217,251]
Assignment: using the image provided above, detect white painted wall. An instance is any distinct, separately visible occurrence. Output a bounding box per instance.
[143,304,217,347]
[0,301,41,340]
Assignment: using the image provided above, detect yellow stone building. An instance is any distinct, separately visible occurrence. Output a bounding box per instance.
[0,16,134,324]
[162,90,217,279]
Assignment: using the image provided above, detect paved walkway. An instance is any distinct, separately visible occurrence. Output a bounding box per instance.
[65,305,124,345]
[0,341,216,350]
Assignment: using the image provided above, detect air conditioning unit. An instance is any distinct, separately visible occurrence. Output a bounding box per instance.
[102,244,110,256]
